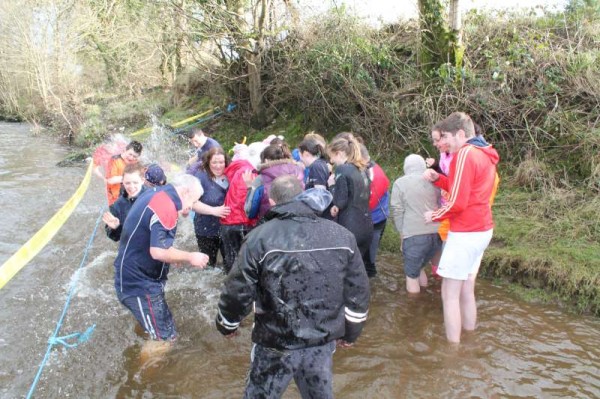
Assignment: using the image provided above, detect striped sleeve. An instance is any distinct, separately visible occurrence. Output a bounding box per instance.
[431,146,473,222]
[345,307,368,323]
[216,309,241,335]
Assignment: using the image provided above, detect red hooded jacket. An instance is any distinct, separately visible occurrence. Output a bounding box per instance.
[221,159,258,227]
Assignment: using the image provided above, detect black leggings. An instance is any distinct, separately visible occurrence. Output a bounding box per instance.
[195,235,225,268]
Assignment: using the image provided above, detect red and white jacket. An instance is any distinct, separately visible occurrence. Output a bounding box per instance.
[431,140,499,232]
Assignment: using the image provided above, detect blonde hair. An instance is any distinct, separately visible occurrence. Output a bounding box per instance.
[327,133,367,170]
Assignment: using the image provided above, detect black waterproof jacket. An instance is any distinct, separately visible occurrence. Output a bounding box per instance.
[216,189,370,350]
[331,163,373,256]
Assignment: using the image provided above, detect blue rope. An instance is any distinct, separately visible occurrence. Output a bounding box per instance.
[27,207,104,399]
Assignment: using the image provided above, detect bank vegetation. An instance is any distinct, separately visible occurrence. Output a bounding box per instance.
[0,0,598,315]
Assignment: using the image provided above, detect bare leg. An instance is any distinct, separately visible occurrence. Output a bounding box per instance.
[431,248,442,277]
[419,269,428,287]
[441,278,464,343]
[460,273,478,331]
[140,340,172,366]
[406,276,421,294]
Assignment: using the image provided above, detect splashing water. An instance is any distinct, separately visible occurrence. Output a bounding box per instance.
[140,115,191,177]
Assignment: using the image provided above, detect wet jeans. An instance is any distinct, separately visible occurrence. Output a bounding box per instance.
[244,341,336,399]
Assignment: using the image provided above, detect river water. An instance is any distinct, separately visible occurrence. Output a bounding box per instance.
[0,122,598,398]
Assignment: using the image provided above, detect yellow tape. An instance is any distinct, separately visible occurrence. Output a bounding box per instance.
[171,108,216,128]
[0,161,93,289]
[130,107,217,137]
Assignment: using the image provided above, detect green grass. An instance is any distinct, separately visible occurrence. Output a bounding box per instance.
[480,187,600,316]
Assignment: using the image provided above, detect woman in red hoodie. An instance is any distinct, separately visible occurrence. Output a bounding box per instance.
[219,142,265,273]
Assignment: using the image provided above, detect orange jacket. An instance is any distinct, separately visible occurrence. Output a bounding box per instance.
[106,156,126,205]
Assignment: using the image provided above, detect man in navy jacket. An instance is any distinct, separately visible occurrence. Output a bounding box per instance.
[114,174,208,358]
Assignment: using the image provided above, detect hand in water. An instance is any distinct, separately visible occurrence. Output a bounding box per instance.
[102,211,120,229]
[189,252,209,269]
[336,339,353,348]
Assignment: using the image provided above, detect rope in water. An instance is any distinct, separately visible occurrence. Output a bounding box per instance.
[26,207,104,399]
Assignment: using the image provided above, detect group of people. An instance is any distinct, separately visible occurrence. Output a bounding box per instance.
[94,111,499,398]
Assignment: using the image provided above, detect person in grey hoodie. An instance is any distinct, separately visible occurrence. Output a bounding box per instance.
[390,154,442,293]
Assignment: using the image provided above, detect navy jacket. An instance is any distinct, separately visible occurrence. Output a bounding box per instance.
[105,186,147,241]
[193,170,228,237]
[113,185,182,298]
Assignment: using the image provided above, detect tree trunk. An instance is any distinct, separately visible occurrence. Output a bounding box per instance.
[418,0,463,74]
[448,0,464,69]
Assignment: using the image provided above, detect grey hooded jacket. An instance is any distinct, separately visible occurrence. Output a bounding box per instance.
[390,154,441,238]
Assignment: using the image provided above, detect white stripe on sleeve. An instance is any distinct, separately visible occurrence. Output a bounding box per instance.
[345,307,368,323]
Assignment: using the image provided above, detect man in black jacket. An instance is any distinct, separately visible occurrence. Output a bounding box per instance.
[216,175,370,399]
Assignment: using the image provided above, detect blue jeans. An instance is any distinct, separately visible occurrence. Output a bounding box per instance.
[402,233,442,278]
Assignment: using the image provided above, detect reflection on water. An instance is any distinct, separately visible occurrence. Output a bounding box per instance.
[0,123,599,398]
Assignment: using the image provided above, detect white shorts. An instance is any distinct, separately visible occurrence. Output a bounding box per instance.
[437,229,493,281]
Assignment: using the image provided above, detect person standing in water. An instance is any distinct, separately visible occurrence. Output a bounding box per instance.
[186,127,221,175]
[103,163,147,242]
[113,174,209,359]
[298,138,330,190]
[425,128,454,278]
[192,147,231,268]
[391,154,441,293]
[216,175,369,399]
[327,134,374,276]
[424,112,499,343]
[360,144,390,278]
[105,140,143,206]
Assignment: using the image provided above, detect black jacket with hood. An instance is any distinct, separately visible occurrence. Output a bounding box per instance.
[216,188,370,350]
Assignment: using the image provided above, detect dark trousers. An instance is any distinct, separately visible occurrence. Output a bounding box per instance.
[220,224,252,274]
[244,341,336,399]
[364,219,387,277]
[195,235,224,267]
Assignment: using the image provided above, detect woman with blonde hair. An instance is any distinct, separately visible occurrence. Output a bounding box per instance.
[328,133,373,274]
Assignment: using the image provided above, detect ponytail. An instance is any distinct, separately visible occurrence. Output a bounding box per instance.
[328,133,368,170]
